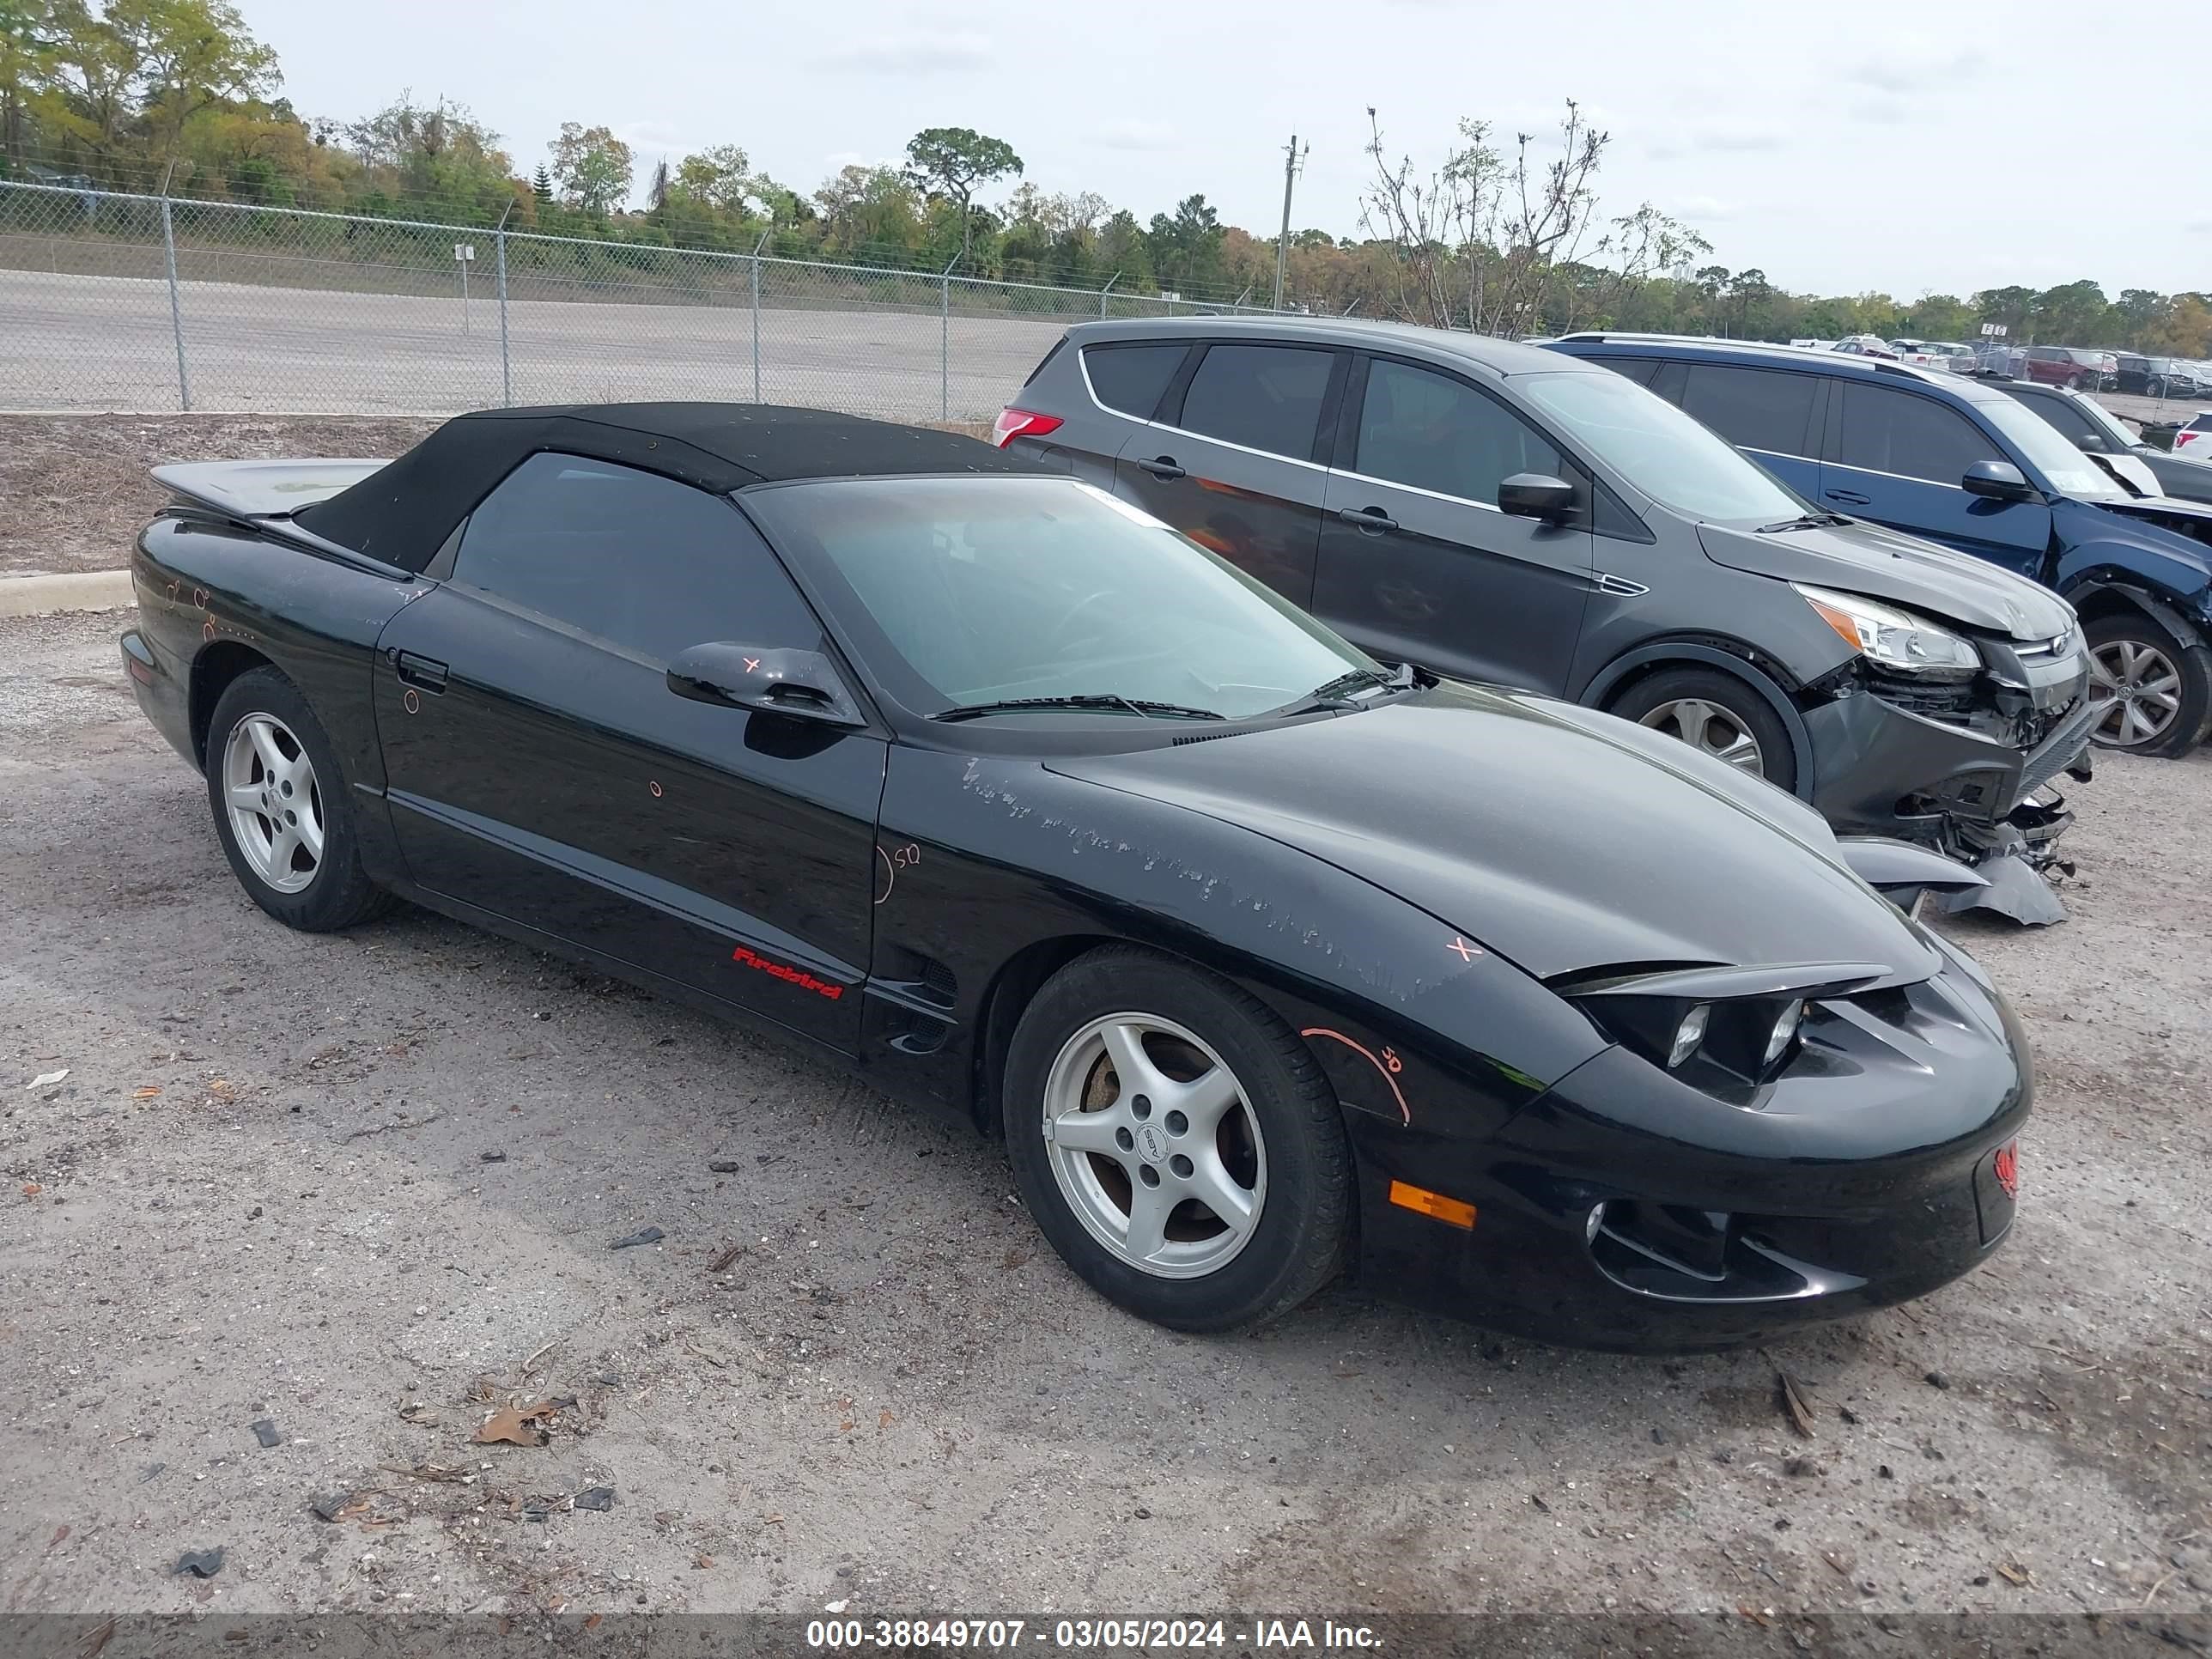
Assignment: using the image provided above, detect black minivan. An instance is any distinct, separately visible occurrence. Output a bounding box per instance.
[997,317,2094,917]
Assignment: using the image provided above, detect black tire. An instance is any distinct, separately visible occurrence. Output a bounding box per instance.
[1606,666,1799,792]
[205,666,395,930]
[2148,378,2166,400]
[2083,613,2212,758]
[1003,945,1352,1333]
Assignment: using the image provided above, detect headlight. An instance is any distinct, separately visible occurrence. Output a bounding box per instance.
[1795,583,1982,682]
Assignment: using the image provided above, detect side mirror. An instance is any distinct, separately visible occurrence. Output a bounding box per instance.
[1961,459,2037,502]
[2072,432,2109,453]
[666,642,865,727]
[1498,472,1577,521]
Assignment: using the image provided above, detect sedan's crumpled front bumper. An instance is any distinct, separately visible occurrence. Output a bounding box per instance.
[1802,650,2096,925]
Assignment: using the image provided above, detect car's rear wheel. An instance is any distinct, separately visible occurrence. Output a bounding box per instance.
[1607,668,1798,791]
[2148,378,2167,399]
[1004,946,1351,1332]
[2084,616,2212,757]
[206,666,393,930]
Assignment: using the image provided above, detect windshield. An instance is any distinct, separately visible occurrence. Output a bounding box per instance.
[1516,368,1808,523]
[1972,394,2129,500]
[744,476,1371,720]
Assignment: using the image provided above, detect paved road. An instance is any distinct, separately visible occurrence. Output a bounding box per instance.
[0,266,1072,420]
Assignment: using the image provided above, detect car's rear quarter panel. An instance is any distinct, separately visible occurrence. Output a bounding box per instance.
[131,511,428,879]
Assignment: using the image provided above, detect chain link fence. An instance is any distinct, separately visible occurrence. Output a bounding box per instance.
[0,180,1277,420]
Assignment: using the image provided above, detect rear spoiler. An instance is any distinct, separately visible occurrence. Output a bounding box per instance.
[153,459,387,522]
[151,459,412,581]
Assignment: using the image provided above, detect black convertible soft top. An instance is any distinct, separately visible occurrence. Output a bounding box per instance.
[293,403,1040,574]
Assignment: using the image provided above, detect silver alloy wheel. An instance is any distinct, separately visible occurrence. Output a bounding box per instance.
[1040,1012,1267,1280]
[222,712,325,894]
[2087,638,2183,746]
[1636,698,1765,774]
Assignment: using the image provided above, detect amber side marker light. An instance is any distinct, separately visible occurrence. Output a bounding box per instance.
[1388,1180,1477,1230]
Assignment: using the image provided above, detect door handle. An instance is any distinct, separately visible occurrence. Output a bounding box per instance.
[394,651,448,693]
[1824,489,1871,506]
[1337,506,1399,532]
[1133,455,1185,480]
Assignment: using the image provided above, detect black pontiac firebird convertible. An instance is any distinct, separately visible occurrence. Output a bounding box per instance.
[120,404,2030,1351]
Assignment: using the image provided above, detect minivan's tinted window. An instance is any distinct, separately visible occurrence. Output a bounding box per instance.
[1176,343,1334,459]
[1352,359,1565,505]
[1679,365,1820,458]
[1083,343,1186,419]
[1833,384,2003,486]
[453,453,820,665]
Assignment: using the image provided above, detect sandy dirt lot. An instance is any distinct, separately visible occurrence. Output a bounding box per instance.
[2,584,2209,1642]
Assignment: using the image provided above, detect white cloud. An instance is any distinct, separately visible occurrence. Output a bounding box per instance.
[812,31,993,73]
[1648,124,1787,160]
[1670,194,1743,223]
[1088,119,1180,152]
[1844,41,1986,93]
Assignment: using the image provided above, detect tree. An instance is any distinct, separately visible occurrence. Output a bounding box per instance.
[813,162,922,254]
[901,125,1020,264]
[1146,192,1224,295]
[531,161,551,207]
[343,94,512,219]
[673,141,756,214]
[0,0,57,168]
[548,119,630,216]
[110,0,275,161]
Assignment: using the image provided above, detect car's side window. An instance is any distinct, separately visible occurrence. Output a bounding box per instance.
[1834,384,2003,486]
[1082,343,1188,419]
[1174,343,1336,459]
[1598,356,1662,386]
[1679,365,1821,459]
[451,453,821,666]
[1351,357,1565,506]
[2023,394,2102,448]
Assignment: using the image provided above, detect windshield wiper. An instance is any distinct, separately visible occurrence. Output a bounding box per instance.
[1755,511,1851,533]
[931,694,1225,723]
[1279,660,1419,714]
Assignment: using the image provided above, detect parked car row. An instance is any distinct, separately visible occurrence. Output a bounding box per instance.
[1000,319,2123,921]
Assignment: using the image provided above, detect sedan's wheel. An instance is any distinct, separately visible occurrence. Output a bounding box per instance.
[1005,947,1350,1331]
[2083,615,2212,757]
[1042,1012,1266,1279]
[206,666,395,930]
[223,712,324,893]
[1606,667,1798,791]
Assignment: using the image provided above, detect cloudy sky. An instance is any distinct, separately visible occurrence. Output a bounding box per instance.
[248,0,2211,300]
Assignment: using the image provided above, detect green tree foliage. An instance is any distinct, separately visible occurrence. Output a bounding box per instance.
[902,125,1020,264]
[548,119,629,216]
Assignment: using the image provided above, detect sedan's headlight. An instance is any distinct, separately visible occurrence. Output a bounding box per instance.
[1562,962,1890,1090]
[1795,583,1982,682]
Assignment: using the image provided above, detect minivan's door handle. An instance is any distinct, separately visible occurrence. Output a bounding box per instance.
[1824,489,1871,506]
[1337,506,1399,532]
[1133,455,1185,480]
[394,651,448,693]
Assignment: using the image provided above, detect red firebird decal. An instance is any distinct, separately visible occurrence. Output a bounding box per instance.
[1993,1142,2018,1199]
[730,945,844,1000]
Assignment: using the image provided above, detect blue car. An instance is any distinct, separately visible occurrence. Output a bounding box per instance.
[1546,335,2212,757]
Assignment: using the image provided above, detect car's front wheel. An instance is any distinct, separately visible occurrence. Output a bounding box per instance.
[2084,614,2212,757]
[1004,947,1351,1332]
[1607,667,1798,792]
[206,666,393,930]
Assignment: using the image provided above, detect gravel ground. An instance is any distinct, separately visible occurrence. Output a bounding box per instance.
[1,607,2209,1634]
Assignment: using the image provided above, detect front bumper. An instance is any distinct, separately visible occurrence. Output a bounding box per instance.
[1345,937,2031,1352]
[1802,665,2096,920]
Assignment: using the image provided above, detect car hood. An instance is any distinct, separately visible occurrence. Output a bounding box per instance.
[2087,489,2212,550]
[1698,520,2074,640]
[1048,683,1937,984]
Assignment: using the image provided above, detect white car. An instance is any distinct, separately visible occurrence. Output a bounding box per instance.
[2173,411,2212,455]
[1887,339,1974,371]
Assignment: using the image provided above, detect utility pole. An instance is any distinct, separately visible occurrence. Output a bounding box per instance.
[1272,133,1307,313]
